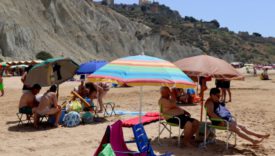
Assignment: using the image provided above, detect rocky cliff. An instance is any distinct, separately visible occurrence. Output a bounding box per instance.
[0,0,202,62]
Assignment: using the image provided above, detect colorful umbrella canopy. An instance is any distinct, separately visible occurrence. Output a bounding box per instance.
[87,55,195,88]
[76,60,107,75]
[174,55,244,80]
[88,55,195,122]
[25,57,79,87]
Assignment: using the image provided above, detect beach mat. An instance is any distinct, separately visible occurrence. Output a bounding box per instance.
[122,112,164,127]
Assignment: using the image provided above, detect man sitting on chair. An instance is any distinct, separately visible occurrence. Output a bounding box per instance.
[205,88,270,145]
[159,86,199,147]
[19,84,41,116]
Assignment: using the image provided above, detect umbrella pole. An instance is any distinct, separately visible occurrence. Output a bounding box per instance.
[200,91,204,122]
[57,84,59,100]
[196,76,199,95]
[139,86,143,123]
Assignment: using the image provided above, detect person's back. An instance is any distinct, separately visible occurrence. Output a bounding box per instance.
[34,85,61,128]
[18,84,41,114]
[36,92,56,115]
[19,92,35,108]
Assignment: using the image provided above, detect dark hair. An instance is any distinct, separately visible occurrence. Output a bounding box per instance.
[49,84,57,92]
[32,84,41,90]
[85,82,97,93]
[210,87,220,95]
[26,65,33,73]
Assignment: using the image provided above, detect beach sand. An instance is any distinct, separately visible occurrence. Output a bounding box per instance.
[1,71,275,156]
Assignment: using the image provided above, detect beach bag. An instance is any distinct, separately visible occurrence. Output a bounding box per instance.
[63,111,81,127]
[98,144,115,156]
[216,105,233,122]
[69,100,82,112]
[48,109,66,124]
[81,111,94,124]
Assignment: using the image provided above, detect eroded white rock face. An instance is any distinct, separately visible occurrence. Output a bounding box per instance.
[0,0,202,62]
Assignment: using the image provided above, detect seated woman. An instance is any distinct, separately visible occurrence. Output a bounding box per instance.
[159,87,199,147]
[34,85,61,128]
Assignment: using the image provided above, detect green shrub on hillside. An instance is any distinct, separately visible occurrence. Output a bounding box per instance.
[36,51,53,60]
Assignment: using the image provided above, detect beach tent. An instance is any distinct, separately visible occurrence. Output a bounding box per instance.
[174,55,244,121]
[88,54,195,122]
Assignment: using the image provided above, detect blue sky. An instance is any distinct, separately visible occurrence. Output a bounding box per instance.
[103,0,275,37]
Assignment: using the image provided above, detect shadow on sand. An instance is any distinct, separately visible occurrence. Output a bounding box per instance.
[7,117,108,132]
[150,137,258,156]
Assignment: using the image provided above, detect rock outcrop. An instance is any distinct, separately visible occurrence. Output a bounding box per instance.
[0,0,202,62]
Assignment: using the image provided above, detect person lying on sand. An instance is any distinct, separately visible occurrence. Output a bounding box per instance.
[159,86,199,147]
[205,88,270,145]
[19,84,41,118]
[34,85,61,128]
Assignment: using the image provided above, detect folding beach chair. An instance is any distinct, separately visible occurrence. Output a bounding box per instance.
[158,104,183,147]
[16,112,32,126]
[203,107,237,150]
[94,120,146,156]
[133,123,172,156]
[103,102,116,117]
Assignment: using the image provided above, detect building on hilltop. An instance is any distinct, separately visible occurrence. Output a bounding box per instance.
[139,0,150,5]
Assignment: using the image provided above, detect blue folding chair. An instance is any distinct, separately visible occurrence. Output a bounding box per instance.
[132,123,173,156]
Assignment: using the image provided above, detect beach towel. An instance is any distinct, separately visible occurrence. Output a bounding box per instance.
[98,144,115,156]
[122,112,163,127]
[216,105,233,122]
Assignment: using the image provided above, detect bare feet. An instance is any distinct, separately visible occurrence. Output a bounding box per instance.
[183,141,196,148]
[257,134,270,139]
[53,124,60,128]
[252,138,264,146]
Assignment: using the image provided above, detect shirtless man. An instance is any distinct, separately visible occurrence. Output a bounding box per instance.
[19,84,41,115]
[159,86,199,147]
[205,88,270,145]
[34,85,61,128]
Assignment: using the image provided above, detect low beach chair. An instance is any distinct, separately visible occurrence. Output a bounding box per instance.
[203,107,237,150]
[16,112,32,126]
[133,123,172,156]
[94,120,146,156]
[158,105,183,147]
[103,102,116,117]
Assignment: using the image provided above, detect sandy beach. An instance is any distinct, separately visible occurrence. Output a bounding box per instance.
[1,70,275,156]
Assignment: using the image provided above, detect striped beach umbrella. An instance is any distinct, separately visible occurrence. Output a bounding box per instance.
[87,55,195,88]
[87,55,195,122]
